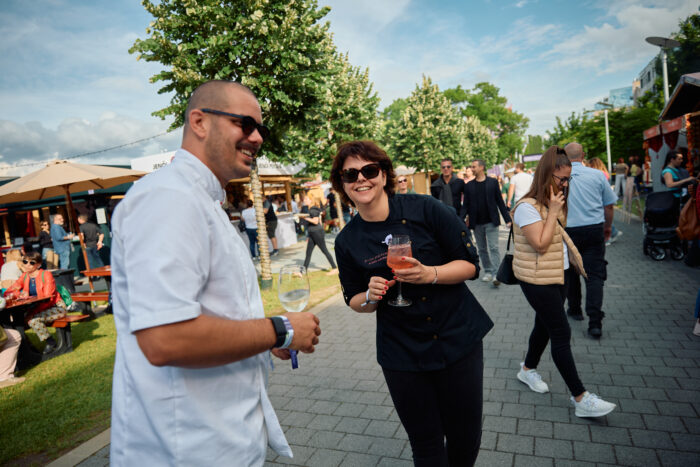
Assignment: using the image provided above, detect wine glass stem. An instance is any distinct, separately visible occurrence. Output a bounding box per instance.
[397,282,403,300]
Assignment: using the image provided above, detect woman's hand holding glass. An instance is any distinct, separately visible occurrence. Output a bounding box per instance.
[391,257,434,284]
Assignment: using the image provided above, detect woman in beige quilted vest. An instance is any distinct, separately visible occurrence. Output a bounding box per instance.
[512,146,616,418]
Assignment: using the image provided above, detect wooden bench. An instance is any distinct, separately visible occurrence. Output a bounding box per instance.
[71,291,110,316]
[48,314,91,356]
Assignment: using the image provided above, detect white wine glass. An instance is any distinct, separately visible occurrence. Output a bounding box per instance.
[277,265,310,369]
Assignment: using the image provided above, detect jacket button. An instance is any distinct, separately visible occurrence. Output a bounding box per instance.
[467,243,472,247]
[426,316,432,322]
[401,219,407,224]
[461,231,466,236]
[432,334,438,340]
[421,296,427,301]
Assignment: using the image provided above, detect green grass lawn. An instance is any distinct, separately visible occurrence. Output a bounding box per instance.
[1,270,341,465]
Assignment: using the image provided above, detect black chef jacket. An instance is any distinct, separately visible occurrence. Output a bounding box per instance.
[334,194,494,371]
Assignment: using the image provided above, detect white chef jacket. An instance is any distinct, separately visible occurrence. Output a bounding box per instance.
[109,149,291,466]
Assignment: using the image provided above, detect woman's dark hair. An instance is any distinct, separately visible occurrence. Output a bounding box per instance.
[24,250,42,264]
[521,145,572,210]
[331,141,396,206]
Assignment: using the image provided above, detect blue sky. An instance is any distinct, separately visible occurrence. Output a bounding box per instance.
[0,0,697,174]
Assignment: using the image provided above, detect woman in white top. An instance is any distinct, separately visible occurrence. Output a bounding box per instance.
[512,146,616,418]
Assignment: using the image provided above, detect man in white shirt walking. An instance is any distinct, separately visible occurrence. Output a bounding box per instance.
[507,162,533,208]
[110,80,321,466]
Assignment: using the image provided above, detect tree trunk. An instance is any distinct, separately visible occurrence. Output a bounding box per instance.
[250,163,273,289]
[333,190,345,230]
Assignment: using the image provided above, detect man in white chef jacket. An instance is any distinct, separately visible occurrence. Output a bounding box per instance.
[109,80,321,466]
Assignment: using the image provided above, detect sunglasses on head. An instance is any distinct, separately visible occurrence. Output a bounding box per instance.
[200,108,271,141]
[341,163,382,183]
[22,259,37,265]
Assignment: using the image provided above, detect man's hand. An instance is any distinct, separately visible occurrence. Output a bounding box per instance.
[97,240,104,250]
[285,312,321,353]
[604,226,612,241]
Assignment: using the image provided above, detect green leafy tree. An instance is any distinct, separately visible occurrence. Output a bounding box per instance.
[380,97,409,123]
[546,106,659,166]
[130,0,337,155]
[382,76,469,172]
[638,14,700,108]
[283,52,380,178]
[444,82,529,162]
[523,135,547,155]
[130,0,338,287]
[463,116,497,167]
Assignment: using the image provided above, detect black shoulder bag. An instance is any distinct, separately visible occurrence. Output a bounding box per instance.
[496,226,518,285]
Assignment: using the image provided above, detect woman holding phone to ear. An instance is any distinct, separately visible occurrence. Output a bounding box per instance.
[511,146,616,418]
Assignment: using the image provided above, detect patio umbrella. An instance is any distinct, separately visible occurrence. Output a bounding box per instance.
[0,160,146,286]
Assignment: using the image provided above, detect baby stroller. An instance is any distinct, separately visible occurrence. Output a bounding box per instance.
[642,191,685,261]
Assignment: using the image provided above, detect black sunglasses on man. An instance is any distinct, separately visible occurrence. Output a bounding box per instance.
[200,108,271,141]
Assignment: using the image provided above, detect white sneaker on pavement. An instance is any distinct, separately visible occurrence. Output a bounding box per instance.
[481,273,493,282]
[571,392,616,417]
[517,362,549,393]
[607,230,623,246]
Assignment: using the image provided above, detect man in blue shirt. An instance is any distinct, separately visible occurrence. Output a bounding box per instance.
[50,214,73,270]
[564,143,617,339]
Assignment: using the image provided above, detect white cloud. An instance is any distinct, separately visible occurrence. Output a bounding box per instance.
[0,114,179,177]
[544,1,698,75]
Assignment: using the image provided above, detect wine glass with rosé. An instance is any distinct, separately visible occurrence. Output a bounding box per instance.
[387,235,413,307]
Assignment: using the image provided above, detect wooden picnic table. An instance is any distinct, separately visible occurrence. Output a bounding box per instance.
[81,265,111,278]
[79,265,111,314]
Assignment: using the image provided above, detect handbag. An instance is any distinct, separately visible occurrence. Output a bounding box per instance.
[496,226,518,285]
[677,196,700,240]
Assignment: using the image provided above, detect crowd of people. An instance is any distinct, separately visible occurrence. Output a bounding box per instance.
[4,79,698,466]
[102,80,637,466]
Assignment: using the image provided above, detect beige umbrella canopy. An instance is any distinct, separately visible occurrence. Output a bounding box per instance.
[0,160,146,204]
[0,160,146,282]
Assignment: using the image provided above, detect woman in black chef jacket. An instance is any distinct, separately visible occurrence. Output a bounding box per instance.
[331,141,493,467]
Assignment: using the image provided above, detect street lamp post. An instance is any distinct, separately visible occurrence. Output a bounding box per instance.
[603,108,612,175]
[588,101,614,174]
[645,36,681,104]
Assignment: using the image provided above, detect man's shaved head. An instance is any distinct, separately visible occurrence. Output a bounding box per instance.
[184,80,256,126]
[565,142,584,161]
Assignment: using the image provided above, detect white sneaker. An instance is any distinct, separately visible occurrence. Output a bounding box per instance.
[693,320,700,337]
[481,273,493,282]
[571,392,616,417]
[609,230,623,244]
[517,362,549,393]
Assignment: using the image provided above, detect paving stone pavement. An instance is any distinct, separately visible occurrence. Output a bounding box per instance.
[75,211,700,466]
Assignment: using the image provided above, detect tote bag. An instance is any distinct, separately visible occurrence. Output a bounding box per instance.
[496,226,518,285]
